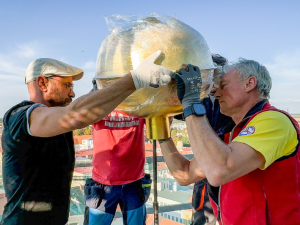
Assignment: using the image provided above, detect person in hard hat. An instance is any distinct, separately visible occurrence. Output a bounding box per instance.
[160,59,300,224]
[1,51,172,225]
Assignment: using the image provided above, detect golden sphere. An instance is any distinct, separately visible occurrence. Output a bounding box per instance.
[95,15,215,118]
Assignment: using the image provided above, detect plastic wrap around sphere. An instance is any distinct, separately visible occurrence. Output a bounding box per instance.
[95,15,215,118]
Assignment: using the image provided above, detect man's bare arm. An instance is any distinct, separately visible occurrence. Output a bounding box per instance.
[29,74,135,137]
[160,139,206,186]
[186,115,265,186]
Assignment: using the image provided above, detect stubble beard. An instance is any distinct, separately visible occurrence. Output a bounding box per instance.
[48,86,72,107]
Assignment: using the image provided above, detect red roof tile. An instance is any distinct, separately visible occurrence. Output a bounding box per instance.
[75,149,93,157]
[146,214,154,225]
[73,166,93,174]
[146,214,182,225]
[188,195,192,203]
[73,135,92,145]
[145,143,161,150]
[0,194,7,214]
[161,218,182,225]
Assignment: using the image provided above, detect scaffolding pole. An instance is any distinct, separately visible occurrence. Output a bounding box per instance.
[153,140,159,225]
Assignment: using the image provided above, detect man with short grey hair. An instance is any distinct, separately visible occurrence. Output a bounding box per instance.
[1,51,173,225]
[160,59,300,224]
[232,58,272,98]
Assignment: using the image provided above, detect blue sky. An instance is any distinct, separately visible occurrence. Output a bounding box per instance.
[0,0,299,117]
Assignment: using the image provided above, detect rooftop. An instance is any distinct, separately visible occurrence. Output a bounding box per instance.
[73,135,93,145]
[146,214,182,225]
[73,166,93,174]
[75,149,93,157]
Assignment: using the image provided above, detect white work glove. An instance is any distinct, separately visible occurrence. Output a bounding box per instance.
[130,50,174,89]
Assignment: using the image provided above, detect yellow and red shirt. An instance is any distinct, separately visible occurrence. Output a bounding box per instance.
[232,111,298,169]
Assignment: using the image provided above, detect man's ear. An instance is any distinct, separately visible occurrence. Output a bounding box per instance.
[245,76,257,93]
[36,76,49,92]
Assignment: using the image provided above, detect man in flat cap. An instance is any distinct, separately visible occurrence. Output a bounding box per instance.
[1,51,172,225]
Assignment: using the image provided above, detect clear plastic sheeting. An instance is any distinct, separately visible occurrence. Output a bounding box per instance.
[95,13,215,118]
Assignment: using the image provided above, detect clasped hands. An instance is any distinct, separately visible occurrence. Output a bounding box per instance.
[131,50,202,110]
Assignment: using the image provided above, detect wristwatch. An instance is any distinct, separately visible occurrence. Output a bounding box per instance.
[183,103,206,119]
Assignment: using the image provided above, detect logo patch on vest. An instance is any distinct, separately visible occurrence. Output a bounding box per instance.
[239,126,255,136]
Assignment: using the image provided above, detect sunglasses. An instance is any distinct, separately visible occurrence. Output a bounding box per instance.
[47,77,74,91]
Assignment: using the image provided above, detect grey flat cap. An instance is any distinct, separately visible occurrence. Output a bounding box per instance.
[25,58,84,83]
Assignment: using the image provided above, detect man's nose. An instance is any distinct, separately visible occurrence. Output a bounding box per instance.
[69,89,75,98]
[214,88,221,99]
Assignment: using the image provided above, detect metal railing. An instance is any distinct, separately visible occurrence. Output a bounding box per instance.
[68,153,195,225]
[74,154,194,168]
[0,153,195,225]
